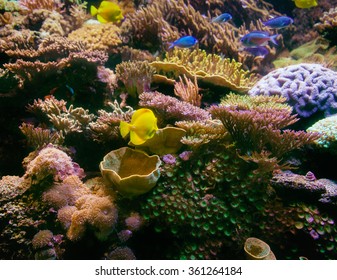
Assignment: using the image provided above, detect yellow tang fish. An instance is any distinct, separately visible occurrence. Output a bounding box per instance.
[293,0,318,9]
[90,1,124,23]
[120,108,158,145]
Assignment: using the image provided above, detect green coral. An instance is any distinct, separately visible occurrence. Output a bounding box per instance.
[307,114,337,152]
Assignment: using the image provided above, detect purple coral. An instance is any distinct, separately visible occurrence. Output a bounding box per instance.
[249,64,337,118]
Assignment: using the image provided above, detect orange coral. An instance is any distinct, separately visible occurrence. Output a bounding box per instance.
[66,194,118,241]
[67,22,122,53]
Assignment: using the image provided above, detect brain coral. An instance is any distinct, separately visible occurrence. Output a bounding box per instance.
[248,63,337,118]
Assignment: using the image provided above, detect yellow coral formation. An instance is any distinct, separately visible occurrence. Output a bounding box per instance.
[100,147,161,197]
[150,49,258,93]
[131,127,186,155]
[67,22,122,53]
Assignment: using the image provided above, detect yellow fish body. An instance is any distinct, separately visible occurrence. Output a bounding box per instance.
[293,0,318,8]
[90,1,124,23]
[120,108,158,145]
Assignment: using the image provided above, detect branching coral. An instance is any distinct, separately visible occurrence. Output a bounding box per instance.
[209,94,320,158]
[115,61,155,97]
[175,119,228,149]
[88,100,134,143]
[315,7,337,46]
[150,48,258,93]
[27,96,94,135]
[19,123,65,149]
[174,75,202,107]
[19,0,63,12]
[139,91,211,125]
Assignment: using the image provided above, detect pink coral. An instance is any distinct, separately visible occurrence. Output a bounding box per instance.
[25,144,85,183]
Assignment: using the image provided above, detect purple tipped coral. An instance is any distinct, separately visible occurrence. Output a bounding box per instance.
[249,63,337,118]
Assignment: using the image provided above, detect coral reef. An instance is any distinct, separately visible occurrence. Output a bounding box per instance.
[150,48,258,93]
[2,0,337,261]
[248,63,337,119]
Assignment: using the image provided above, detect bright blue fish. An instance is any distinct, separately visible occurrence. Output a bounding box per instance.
[168,36,198,49]
[211,13,232,23]
[240,31,278,47]
[242,46,269,57]
[263,16,293,29]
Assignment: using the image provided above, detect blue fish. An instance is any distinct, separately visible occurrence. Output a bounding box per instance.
[240,31,278,47]
[242,46,269,57]
[168,36,198,49]
[211,13,232,23]
[263,16,293,29]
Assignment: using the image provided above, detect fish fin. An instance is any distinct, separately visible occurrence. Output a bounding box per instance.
[130,131,146,146]
[120,121,131,138]
[97,14,108,23]
[90,5,98,16]
[270,34,279,45]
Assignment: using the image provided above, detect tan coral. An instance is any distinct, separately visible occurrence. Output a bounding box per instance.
[66,194,118,241]
[0,175,31,202]
[150,48,258,93]
[100,147,161,197]
[67,22,122,53]
[244,237,276,260]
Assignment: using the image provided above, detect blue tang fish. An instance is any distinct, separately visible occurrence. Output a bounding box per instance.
[211,13,232,23]
[263,16,293,29]
[240,31,278,47]
[168,36,198,49]
[242,46,269,57]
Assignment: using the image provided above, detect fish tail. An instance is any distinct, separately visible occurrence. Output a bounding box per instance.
[270,34,279,46]
[90,5,98,16]
[168,43,175,50]
[120,121,130,138]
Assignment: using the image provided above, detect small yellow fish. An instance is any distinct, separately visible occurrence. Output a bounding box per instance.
[90,1,124,23]
[293,0,318,9]
[120,108,158,145]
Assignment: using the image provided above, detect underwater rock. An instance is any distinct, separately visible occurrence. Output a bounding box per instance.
[99,147,161,197]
